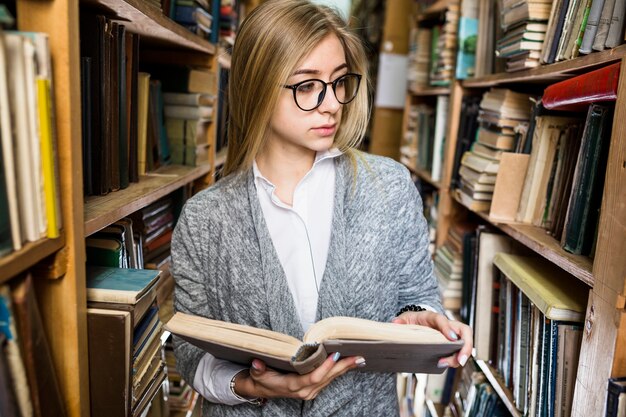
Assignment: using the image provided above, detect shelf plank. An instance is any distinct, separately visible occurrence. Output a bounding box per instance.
[409,86,451,96]
[0,235,65,284]
[82,0,216,54]
[84,164,212,236]
[474,359,521,417]
[451,191,594,286]
[404,163,441,189]
[463,44,626,87]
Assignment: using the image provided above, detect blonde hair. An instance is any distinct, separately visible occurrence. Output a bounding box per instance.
[222,0,370,177]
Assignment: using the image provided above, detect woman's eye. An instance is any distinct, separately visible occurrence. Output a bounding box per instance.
[297,82,316,93]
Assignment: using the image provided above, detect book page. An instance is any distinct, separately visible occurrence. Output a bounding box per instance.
[303,316,451,344]
[165,313,302,358]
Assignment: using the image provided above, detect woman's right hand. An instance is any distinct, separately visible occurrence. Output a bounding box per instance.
[233,354,364,401]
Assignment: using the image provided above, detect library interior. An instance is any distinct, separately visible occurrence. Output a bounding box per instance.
[0,0,625,416]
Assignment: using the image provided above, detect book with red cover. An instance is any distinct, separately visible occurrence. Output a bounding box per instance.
[542,62,620,111]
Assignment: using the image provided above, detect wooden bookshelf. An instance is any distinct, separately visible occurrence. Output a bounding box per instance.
[0,236,65,284]
[463,44,626,88]
[84,164,212,236]
[417,0,450,22]
[409,86,451,96]
[405,164,441,189]
[451,191,594,286]
[82,0,216,54]
[474,359,521,417]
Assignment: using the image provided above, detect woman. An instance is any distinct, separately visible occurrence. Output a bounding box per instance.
[171,1,473,415]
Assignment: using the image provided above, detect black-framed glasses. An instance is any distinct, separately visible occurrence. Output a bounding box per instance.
[283,73,362,111]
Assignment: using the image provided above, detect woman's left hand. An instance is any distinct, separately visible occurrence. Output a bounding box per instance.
[392,311,473,369]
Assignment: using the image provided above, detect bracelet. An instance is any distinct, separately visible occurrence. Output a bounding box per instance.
[396,304,426,317]
[229,370,267,407]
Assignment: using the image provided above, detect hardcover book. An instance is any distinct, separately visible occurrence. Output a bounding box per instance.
[165,313,464,375]
[86,266,161,304]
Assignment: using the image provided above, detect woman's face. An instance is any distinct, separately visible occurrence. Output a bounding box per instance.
[267,33,347,158]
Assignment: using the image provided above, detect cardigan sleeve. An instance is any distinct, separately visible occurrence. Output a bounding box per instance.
[391,167,444,315]
[170,201,215,389]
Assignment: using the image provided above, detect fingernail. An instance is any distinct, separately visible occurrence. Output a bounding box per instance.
[355,357,366,368]
[437,359,449,369]
[459,355,468,367]
[448,331,459,340]
[252,360,261,371]
[332,352,341,362]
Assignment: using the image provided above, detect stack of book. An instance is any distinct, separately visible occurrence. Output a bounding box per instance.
[434,222,476,312]
[0,24,62,256]
[219,0,238,46]
[496,0,552,71]
[169,0,214,41]
[430,1,460,86]
[164,336,200,413]
[407,27,432,90]
[130,197,175,271]
[86,266,166,417]
[457,88,532,211]
[164,92,214,167]
[86,217,143,268]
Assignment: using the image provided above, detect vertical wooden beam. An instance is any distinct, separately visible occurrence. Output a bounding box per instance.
[435,80,464,247]
[571,55,626,417]
[369,0,413,159]
[17,0,90,415]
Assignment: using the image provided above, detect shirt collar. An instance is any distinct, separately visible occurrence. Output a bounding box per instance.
[252,148,342,186]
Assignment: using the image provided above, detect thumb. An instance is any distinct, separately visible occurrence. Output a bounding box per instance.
[250,359,266,377]
[391,317,407,324]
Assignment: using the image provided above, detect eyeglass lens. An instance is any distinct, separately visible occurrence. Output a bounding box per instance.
[294,74,360,111]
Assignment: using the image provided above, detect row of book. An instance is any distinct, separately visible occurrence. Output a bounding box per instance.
[450,360,509,417]
[435,225,588,416]
[449,63,618,257]
[407,1,460,88]
[0,19,63,257]
[87,265,167,417]
[169,0,214,41]
[80,12,216,196]
[0,275,66,417]
[400,96,449,182]
[490,0,624,71]
[86,196,178,271]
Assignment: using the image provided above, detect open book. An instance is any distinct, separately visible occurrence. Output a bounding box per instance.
[165,313,464,375]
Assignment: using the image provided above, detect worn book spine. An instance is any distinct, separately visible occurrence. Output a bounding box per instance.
[592,0,617,50]
[542,62,620,111]
[605,0,626,47]
[579,0,606,53]
[11,275,66,417]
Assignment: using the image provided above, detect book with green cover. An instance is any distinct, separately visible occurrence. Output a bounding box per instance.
[86,266,161,304]
[562,104,612,255]
[493,253,588,322]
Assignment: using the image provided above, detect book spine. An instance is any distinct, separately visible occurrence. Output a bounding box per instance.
[579,0,606,54]
[36,78,59,239]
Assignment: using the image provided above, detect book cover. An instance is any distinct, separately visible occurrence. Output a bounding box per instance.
[493,254,588,321]
[543,62,620,111]
[11,274,66,417]
[166,313,464,375]
[0,29,22,251]
[562,104,613,255]
[86,265,161,304]
[87,308,131,417]
[0,333,20,417]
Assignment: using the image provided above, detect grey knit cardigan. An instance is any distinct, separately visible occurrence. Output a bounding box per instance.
[171,152,443,417]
